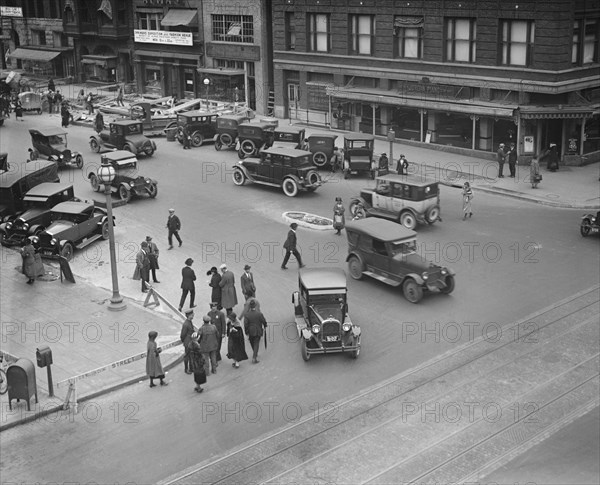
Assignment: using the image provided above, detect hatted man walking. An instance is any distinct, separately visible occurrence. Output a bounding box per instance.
[179,258,196,312]
[244,299,267,364]
[281,223,305,269]
[166,208,182,250]
[240,264,256,300]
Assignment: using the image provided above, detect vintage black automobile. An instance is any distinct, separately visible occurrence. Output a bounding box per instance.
[89,120,157,157]
[176,110,218,147]
[37,201,112,260]
[349,174,442,230]
[0,182,76,246]
[0,158,59,220]
[343,133,377,179]
[236,122,275,158]
[293,268,361,361]
[306,133,338,169]
[272,125,306,150]
[29,128,84,169]
[580,211,600,237]
[232,147,322,197]
[345,218,455,303]
[213,113,250,151]
[88,150,158,203]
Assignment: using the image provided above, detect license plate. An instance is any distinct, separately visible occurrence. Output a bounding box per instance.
[325,336,339,342]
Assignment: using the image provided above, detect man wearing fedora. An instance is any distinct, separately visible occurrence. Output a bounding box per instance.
[240,264,256,300]
[180,308,196,374]
[218,263,238,315]
[146,236,160,283]
[208,302,227,362]
[166,208,182,250]
[281,223,305,270]
[244,299,267,364]
[179,258,196,312]
[133,241,150,292]
[497,143,506,178]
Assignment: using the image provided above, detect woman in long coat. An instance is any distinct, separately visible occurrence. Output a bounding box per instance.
[218,264,238,314]
[146,331,167,387]
[188,337,207,393]
[530,157,541,189]
[21,241,36,284]
[226,312,248,368]
[333,197,345,235]
[207,266,222,308]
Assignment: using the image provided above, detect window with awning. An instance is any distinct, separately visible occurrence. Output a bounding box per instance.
[160,9,198,27]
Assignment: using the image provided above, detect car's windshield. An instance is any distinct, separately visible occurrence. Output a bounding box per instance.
[389,239,417,256]
[308,293,346,322]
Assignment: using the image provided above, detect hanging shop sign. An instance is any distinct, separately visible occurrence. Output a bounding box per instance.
[134,29,193,47]
[0,6,23,16]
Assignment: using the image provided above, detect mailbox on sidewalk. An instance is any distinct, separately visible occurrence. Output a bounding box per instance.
[7,358,38,411]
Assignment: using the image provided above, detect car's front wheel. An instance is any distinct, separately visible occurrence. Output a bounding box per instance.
[440,275,455,294]
[400,211,417,230]
[348,256,363,280]
[282,178,299,197]
[147,183,158,198]
[214,139,222,151]
[232,168,247,186]
[101,220,110,240]
[580,219,592,237]
[312,151,328,168]
[61,242,74,261]
[191,133,204,147]
[119,185,131,202]
[144,146,155,157]
[403,278,423,303]
[89,138,100,153]
[75,154,84,169]
[220,133,233,147]
[300,339,311,362]
[89,174,101,192]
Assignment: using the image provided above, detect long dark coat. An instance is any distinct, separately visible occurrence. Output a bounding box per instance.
[146,340,164,378]
[333,203,345,230]
[219,270,238,309]
[21,243,36,278]
[133,249,150,280]
[147,241,160,270]
[188,341,207,384]
[227,319,248,362]
[209,272,222,304]
[181,266,196,290]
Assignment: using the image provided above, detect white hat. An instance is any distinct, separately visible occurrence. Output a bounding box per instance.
[219,263,227,270]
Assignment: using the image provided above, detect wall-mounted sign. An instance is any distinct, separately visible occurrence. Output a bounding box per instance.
[523,135,534,153]
[134,30,193,46]
[0,6,23,17]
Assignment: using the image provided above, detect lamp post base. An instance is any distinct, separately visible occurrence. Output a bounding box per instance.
[108,296,127,311]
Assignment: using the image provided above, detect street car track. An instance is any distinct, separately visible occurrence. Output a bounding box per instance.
[160,286,599,485]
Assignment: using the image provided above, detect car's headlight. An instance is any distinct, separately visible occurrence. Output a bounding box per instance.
[422,272,429,280]
[592,217,597,222]
[51,238,57,245]
[22,223,29,231]
[130,181,135,187]
[441,268,448,275]
[311,324,320,334]
[59,154,64,159]
[6,222,12,229]
[145,179,151,184]
[342,322,352,332]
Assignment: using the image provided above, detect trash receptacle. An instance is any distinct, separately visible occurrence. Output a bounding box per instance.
[165,127,177,142]
[7,358,38,411]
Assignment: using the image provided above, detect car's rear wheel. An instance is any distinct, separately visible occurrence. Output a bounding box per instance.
[191,132,204,147]
[89,174,100,192]
[300,339,311,362]
[147,183,158,198]
[350,336,360,359]
[403,278,423,303]
[232,168,246,186]
[119,185,131,202]
[306,170,321,187]
[440,275,455,294]
[312,151,328,168]
[144,146,155,156]
[241,139,256,156]
[124,143,135,155]
[101,220,110,240]
[75,154,84,169]
[89,138,100,153]
[400,211,417,230]
[580,219,592,237]
[61,242,74,261]
[426,206,440,223]
[349,200,364,218]
[282,178,299,197]
[348,256,363,280]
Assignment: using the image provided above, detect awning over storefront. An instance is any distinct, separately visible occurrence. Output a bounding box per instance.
[518,106,595,119]
[196,67,245,77]
[7,48,61,62]
[160,9,197,27]
[81,55,117,67]
[327,86,516,118]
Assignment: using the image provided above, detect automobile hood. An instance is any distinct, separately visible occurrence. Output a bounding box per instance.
[271,141,298,149]
[14,207,46,222]
[128,134,152,146]
[44,221,76,236]
[394,253,440,272]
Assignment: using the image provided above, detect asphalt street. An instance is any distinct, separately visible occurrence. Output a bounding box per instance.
[0,117,599,483]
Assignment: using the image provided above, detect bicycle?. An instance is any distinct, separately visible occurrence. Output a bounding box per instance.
[0,352,13,395]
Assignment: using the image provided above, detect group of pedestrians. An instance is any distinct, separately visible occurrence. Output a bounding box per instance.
[496,141,557,189]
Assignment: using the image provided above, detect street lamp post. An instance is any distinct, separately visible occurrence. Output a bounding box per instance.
[97,161,126,311]
[203,77,210,110]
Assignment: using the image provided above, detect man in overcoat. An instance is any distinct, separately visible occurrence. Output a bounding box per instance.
[497,143,506,178]
[207,266,222,309]
[240,264,256,300]
[133,241,150,292]
[219,263,238,315]
[179,258,196,312]
[198,315,219,374]
[507,142,518,178]
[208,302,227,362]
[281,222,305,269]
[244,300,267,364]
[180,309,196,374]
[166,208,182,249]
[146,235,160,283]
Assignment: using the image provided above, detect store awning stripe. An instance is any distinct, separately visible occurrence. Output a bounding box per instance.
[7,48,61,62]
[160,9,197,27]
[519,111,594,119]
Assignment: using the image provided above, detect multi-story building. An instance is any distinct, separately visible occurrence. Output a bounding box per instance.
[1,0,73,79]
[272,0,600,163]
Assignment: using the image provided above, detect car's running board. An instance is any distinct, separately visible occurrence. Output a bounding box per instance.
[363,271,402,287]
[76,234,103,249]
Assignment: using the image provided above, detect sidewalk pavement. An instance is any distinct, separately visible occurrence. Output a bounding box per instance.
[300,123,600,210]
[0,249,184,431]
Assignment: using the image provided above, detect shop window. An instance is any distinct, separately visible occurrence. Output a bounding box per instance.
[573,19,599,65]
[307,13,330,52]
[212,15,254,43]
[349,15,374,55]
[500,19,535,66]
[145,67,161,90]
[445,18,476,63]
[138,12,161,31]
[183,70,195,95]
[394,17,424,59]
[286,12,296,50]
